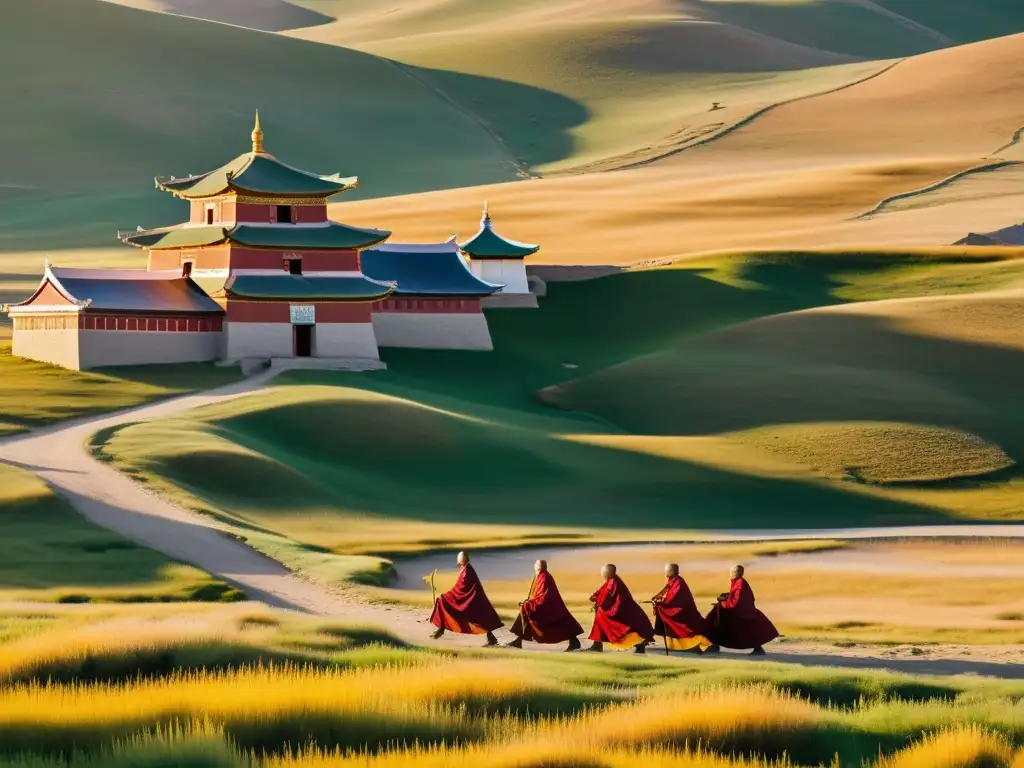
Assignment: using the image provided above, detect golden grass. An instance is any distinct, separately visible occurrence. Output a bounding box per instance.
[876,726,1018,768]
[272,743,784,768]
[0,658,533,723]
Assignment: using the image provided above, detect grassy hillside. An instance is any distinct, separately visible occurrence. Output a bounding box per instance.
[0,464,239,602]
[0,0,524,251]
[339,30,1024,263]
[94,250,1024,577]
[0,341,240,436]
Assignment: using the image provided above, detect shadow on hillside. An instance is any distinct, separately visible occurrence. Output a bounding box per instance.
[676,0,941,59]
[553,311,1024,460]
[128,394,953,532]
[402,64,589,171]
[0,0,588,251]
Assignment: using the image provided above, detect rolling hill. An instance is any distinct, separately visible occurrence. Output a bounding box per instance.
[0,0,521,251]
[91,250,1024,574]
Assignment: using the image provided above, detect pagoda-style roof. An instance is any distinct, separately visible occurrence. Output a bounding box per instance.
[458,203,539,260]
[362,239,503,297]
[214,274,394,302]
[120,222,391,251]
[7,267,222,314]
[153,112,359,200]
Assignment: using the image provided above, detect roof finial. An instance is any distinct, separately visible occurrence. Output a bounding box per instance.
[481,200,492,229]
[252,110,265,154]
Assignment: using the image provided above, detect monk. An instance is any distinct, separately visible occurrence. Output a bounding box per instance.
[587,564,654,653]
[705,565,779,655]
[430,551,503,647]
[508,560,583,652]
[652,563,713,654]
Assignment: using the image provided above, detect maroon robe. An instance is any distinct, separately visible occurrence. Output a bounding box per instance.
[589,575,654,648]
[510,571,583,644]
[653,575,712,649]
[430,563,503,634]
[705,577,779,649]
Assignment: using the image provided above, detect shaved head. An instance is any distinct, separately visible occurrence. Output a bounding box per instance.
[731,564,745,579]
[601,563,617,580]
[665,563,679,578]
[457,551,469,566]
[535,559,547,572]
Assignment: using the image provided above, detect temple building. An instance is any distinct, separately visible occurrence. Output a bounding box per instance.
[4,115,542,371]
[362,238,501,350]
[460,203,540,308]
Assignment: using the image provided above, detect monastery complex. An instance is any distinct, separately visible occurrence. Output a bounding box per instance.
[3,114,540,371]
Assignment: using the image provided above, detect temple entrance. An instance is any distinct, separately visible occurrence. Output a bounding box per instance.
[294,325,314,357]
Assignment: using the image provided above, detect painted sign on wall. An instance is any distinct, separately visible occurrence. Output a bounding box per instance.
[290,305,315,325]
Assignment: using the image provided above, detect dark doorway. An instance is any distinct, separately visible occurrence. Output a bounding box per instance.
[288,259,303,275]
[182,261,193,278]
[276,205,292,224]
[205,208,214,225]
[294,325,313,357]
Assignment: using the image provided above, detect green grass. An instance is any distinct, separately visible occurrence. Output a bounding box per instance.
[91,250,1024,572]
[0,0,530,250]
[0,464,241,602]
[0,342,242,434]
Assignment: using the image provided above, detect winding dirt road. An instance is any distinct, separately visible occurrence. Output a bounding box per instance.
[1,372,1023,677]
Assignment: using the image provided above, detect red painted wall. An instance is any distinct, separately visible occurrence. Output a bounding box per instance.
[228,246,360,272]
[376,298,481,314]
[80,314,223,332]
[148,244,231,272]
[230,203,328,224]
[225,300,373,323]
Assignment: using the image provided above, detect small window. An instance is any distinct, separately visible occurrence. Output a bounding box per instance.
[182,261,193,278]
[205,207,214,225]
[276,205,292,224]
[288,259,303,275]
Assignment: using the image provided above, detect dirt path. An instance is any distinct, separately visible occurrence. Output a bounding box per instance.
[1,374,1023,676]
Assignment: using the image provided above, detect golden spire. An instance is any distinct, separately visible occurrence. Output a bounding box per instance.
[251,110,265,154]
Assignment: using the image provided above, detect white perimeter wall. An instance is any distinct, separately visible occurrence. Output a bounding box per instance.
[372,313,493,351]
[314,323,381,360]
[80,331,221,369]
[12,329,81,370]
[224,322,381,361]
[471,259,530,294]
[224,322,293,360]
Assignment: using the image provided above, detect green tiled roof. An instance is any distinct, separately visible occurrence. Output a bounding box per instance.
[120,226,228,249]
[230,223,389,250]
[155,152,358,199]
[224,274,393,302]
[121,223,391,251]
[459,210,539,259]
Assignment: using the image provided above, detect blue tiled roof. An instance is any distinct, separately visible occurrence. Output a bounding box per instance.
[361,242,502,297]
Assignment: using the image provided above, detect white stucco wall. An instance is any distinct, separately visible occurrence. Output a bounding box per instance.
[78,331,221,370]
[372,313,493,350]
[471,259,530,294]
[314,323,381,360]
[12,329,81,370]
[224,322,294,360]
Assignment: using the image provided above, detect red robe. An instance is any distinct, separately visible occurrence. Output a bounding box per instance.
[510,571,584,644]
[589,575,654,648]
[430,563,503,634]
[653,575,713,652]
[705,577,779,649]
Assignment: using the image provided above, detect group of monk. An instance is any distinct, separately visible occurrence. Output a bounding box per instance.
[429,552,779,655]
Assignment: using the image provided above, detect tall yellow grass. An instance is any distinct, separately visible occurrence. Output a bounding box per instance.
[875,726,1019,768]
[0,658,536,729]
[269,742,788,768]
